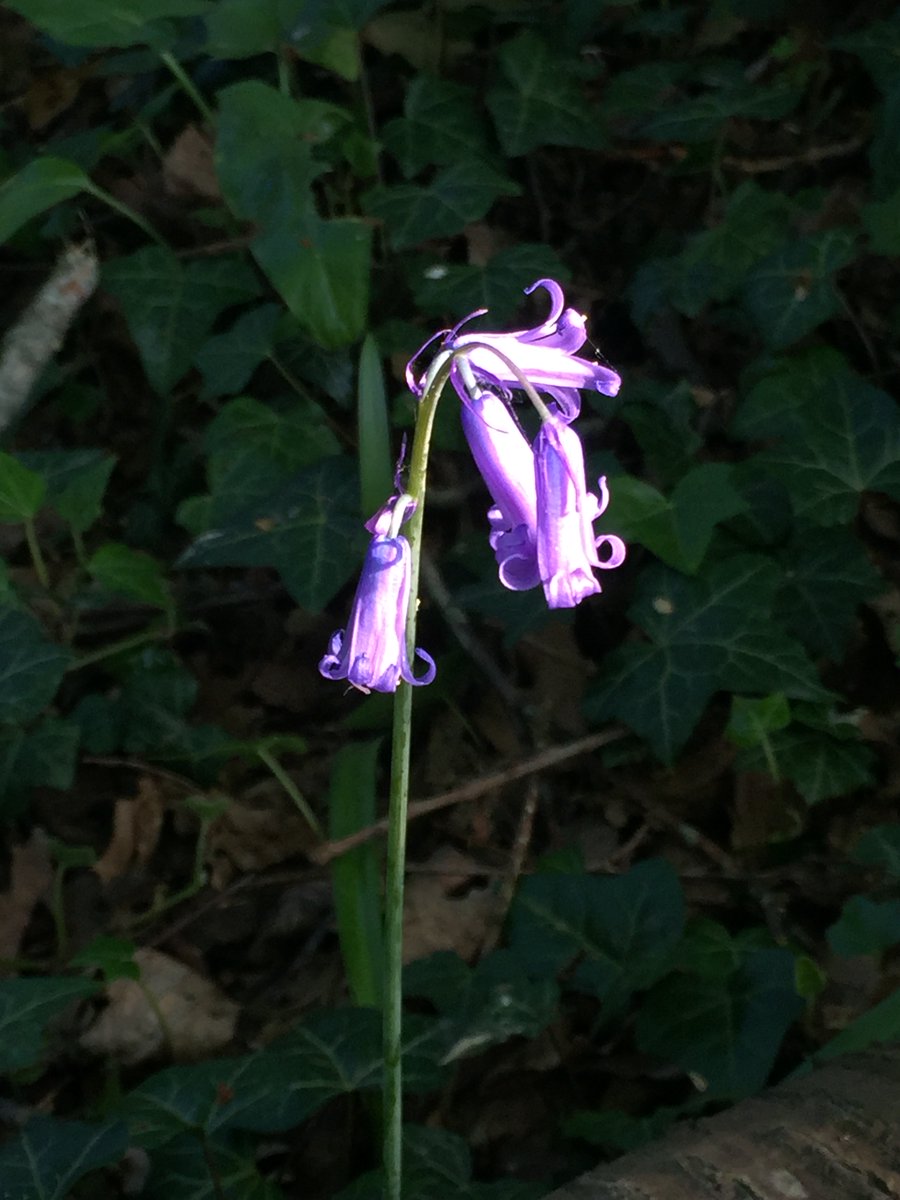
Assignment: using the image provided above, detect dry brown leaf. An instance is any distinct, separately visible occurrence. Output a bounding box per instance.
[403,847,494,963]
[24,66,89,130]
[163,125,221,201]
[0,830,53,965]
[79,947,238,1065]
[206,799,315,888]
[93,777,166,884]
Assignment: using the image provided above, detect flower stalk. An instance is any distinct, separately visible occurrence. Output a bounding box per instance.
[382,350,453,1200]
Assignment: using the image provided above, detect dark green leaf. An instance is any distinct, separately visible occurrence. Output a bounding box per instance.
[827,896,900,957]
[382,75,493,177]
[814,987,900,1063]
[508,859,684,1009]
[669,182,793,316]
[411,245,570,322]
[870,84,900,199]
[853,826,900,880]
[725,693,791,749]
[742,230,858,349]
[203,395,339,523]
[0,977,96,1072]
[606,463,747,573]
[357,335,392,516]
[143,1135,282,1200]
[3,0,210,46]
[862,189,900,255]
[736,720,875,804]
[124,1008,440,1146]
[0,1117,127,1200]
[834,12,900,96]
[19,449,115,533]
[775,528,881,656]
[677,918,744,980]
[0,607,71,723]
[195,304,281,399]
[6,716,80,791]
[563,1105,683,1154]
[87,542,173,611]
[405,950,559,1061]
[103,246,260,394]
[0,451,45,521]
[0,157,90,242]
[587,557,828,761]
[486,31,605,156]
[749,368,900,525]
[364,162,519,250]
[178,456,365,612]
[252,214,372,347]
[215,82,345,224]
[637,948,803,1098]
[329,739,384,1008]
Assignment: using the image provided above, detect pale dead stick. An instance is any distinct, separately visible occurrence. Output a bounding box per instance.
[311,727,627,864]
[0,242,99,434]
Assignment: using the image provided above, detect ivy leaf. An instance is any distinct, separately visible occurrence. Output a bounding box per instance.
[606,463,747,574]
[142,1135,281,1200]
[215,82,345,225]
[381,75,494,177]
[827,896,900,957]
[862,189,900,255]
[0,157,90,242]
[833,11,900,96]
[252,213,372,348]
[742,230,858,349]
[178,456,365,613]
[194,304,281,399]
[19,449,115,534]
[364,161,519,250]
[87,543,174,612]
[0,717,80,813]
[103,247,259,394]
[1,0,210,47]
[0,608,71,724]
[852,826,900,880]
[637,949,803,1099]
[587,557,829,761]
[338,1125,546,1200]
[0,1117,127,1200]
[775,528,882,657]
[486,30,605,156]
[411,245,570,322]
[753,371,900,525]
[668,182,793,316]
[736,721,875,804]
[508,860,685,1011]
[0,977,97,1072]
[0,451,45,521]
[404,950,559,1062]
[124,1008,441,1146]
[203,396,339,522]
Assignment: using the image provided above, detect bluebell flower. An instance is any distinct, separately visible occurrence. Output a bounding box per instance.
[320,496,435,692]
[409,278,626,607]
[535,416,626,609]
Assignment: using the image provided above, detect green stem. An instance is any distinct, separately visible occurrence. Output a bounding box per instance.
[83,182,167,247]
[67,623,171,672]
[276,50,292,96]
[23,516,49,588]
[159,50,216,125]
[382,352,453,1200]
[257,746,323,838]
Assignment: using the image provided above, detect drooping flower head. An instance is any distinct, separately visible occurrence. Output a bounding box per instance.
[319,494,435,693]
[535,416,626,608]
[408,278,627,608]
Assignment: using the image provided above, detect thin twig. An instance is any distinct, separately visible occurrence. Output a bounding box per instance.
[312,727,627,864]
